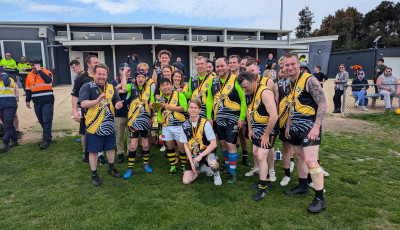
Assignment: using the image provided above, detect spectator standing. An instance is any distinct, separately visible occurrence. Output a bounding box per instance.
[17,56,31,92]
[111,63,133,164]
[351,70,369,111]
[332,64,349,113]
[126,54,141,75]
[0,68,18,152]
[313,66,328,88]
[377,67,400,111]
[25,59,54,149]
[374,59,387,93]
[263,62,277,82]
[265,53,276,66]
[173,57,185,77]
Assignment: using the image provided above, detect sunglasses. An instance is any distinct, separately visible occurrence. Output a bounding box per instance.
[339,67,345,69]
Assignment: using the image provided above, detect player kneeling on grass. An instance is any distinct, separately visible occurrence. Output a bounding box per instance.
[122,70,155,179]
[181,100,222,185]
[79,63,124,186]
[237,71,278,201]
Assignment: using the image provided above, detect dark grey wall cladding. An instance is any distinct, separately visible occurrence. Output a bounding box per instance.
[308,41,332,75]
[192,46,223,58]
[328,50,375,79]
[115,45,153,77]
[69,27,111,32]
[192,30,223,35]
[227,48,256,59]
[262,33,278,40]
[0,27,40,40]
[70,45,114,81]
[227,31,256,36]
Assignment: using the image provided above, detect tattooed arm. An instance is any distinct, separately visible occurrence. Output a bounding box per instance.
[306,76,327,141]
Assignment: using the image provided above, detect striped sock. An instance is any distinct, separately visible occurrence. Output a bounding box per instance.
[128,150,136,169]
[228,152,238,175]
[222,150,229,168]
[179,151,187,168]
[143,150,150,165]
[167,148,177,166]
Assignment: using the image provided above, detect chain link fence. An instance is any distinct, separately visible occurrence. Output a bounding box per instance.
[342,83,400,115]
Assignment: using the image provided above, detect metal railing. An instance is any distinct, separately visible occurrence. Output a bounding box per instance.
[342,83,400,114]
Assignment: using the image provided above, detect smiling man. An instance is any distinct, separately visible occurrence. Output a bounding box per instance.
[282,53,327,213]
[79,63,124,186]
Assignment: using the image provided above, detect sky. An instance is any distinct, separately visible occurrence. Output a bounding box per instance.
[0,0,396,35]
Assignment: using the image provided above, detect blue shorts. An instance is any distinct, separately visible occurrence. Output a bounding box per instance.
[86,132,116,153]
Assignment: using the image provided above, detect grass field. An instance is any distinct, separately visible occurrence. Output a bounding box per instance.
[1,113,400,229]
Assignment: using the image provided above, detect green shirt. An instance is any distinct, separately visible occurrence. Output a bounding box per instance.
[0,58,17,69]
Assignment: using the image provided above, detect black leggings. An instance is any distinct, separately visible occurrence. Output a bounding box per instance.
[333,89,344,111]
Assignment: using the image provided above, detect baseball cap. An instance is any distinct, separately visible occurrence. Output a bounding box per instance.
[135,71,147,78]
[119,63,130,70]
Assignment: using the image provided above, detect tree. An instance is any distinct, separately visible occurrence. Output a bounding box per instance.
[295,6,314,38]
[313,7,364,51]
[361,1,400,48]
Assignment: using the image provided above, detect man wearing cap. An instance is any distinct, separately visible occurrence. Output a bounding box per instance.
[25,59,54,149]
[0,67,19,152]
[111,63,132,163]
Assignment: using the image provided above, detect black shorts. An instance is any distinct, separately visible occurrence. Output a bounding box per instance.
[252,133,277,149]
[214,122,239,144]
[79,117,86,135]
[289,127,322,147]
[129,129,149,139]
[185,156,208,170]
[279,128,289,142]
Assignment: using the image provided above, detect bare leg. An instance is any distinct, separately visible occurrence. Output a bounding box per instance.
[304,145,323,190]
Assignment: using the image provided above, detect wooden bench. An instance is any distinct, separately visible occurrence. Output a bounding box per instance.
[351,93,392,108]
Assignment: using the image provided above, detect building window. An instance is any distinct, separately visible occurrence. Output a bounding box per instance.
[24,43,43,61]
[1,40,45,67]
[3,41,22,60]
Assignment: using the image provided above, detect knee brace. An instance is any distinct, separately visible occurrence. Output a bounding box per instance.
[310,166,322,174]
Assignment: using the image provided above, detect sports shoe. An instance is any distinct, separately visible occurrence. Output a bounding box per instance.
[108,168,121,178]
[98,155,108,165]
[280,176,291,186]
[361,106,368,111]
[169,165,177,174]
[0,143,9,153]
[9,141,19,148]
[354,101,359,108]
[242,156,251,167]
[160,145,166,152]
[269,170,276,182]
[221,165,230,174]
[143,164,153,173]
[253,188,266,201]
[213,171,222,186]
[124,168,133,179]
[290,161,295,172]
[227,174,236,183]
[307,198,326,213]
[284,185,310,195]
[321,167,329,177]
[251,182,272,189]
[82,152,89,164]
[39,141,49,150]
[117,154,124,164]
[245,167,259,177]
[92,174,101,186]
[201,165,213,177]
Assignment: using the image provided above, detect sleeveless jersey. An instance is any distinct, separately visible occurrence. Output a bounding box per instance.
[190,74,215,118]
[210,74,241,126]
[289,72,318,132]
[248,85,272,139]
[127,83,152,131]
[159,90,186,126]
[277,78,290,128]
[181,117,210,157]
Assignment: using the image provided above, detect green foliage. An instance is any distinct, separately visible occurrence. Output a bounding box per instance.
[295,6,314,38]
[1,126,400,229]
[313,1,400,51]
